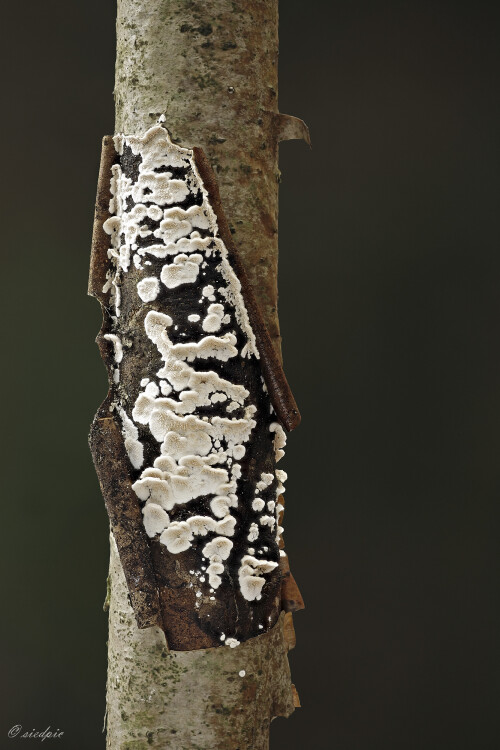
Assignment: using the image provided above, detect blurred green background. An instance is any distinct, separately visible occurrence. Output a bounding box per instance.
[1,1,499,748]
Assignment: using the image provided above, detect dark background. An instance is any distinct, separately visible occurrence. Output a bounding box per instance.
[1,1,499,748]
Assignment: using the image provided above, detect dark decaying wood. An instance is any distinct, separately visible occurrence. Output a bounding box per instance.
[89,136,163,632]
[192,147,301,432]
[89,417,163,631]
[89,133,303,647]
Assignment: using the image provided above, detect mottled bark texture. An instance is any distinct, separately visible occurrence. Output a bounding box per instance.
[115,0,309,350]
[97,1,308,747]
[107,534,296,750]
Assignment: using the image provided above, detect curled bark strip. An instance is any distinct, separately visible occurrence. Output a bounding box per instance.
[88,137,120,404]
[89,417,163,631]
[89,136,117,302]
[274,113,312,147]
[107,540,295,749]
[277,494,305,611]
[261,110,311,148]
[279,554,305,613]
[89,137,162,632]
[283,611,296,651]
[291,684,301,708]
[193,146,301,432]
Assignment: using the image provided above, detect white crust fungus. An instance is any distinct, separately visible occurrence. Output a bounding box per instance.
[187,515,217,536]
[259,515,276,529]
[238,555,278,602]
[137,276,160,302]
[202,303,225,333]
[202,284,215,299]
[160,521,193,553]
[247,523,259,542]
[160,253,203,289]
[118,408,144,470]
[202,537,233,561]
[210,496,233,518]
[143,503,170,538]
[270,421,287,462]
[215,515,237,537]
[238,574,266,602]
[103,334,123,364]
[104,125,288,607]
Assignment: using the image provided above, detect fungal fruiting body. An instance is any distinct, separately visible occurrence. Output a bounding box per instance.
[100,125,292,646]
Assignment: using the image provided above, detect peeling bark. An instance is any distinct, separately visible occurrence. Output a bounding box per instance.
[90,126,299,648]
[92,1,308,747]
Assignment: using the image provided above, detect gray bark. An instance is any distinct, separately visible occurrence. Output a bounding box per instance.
[115,0,282,346]
[106,535,294,749]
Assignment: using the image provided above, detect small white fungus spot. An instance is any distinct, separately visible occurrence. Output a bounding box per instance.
[160,253,203,289]
[103,334,123,363]
[137,277,160,302]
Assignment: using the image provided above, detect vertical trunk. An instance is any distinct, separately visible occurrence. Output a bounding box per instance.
[106,535,295,749]
[100,1,305,747]
[115,0,282,347]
